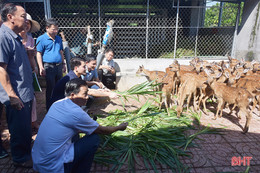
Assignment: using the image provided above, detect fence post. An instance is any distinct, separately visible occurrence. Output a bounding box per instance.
[146,0,150,59]
[173,0,180,59]
[43,0,51,19]
[98,0,102,51]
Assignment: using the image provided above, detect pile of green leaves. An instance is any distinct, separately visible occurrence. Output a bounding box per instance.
[94,104,218,173]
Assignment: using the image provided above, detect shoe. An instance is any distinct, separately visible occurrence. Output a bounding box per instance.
[0,149,8,159]
[13,159,33,168]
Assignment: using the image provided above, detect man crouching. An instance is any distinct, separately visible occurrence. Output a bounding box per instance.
[32,78,128,173]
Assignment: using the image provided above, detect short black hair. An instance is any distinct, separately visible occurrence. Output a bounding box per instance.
[70,57,85,70]
[64,78,88,97]
[105,48,114,54]
[85,54,96,63]
[45,18,58,28]
[1,3,21,22]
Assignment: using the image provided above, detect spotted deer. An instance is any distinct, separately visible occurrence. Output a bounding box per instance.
[204,67,253,133]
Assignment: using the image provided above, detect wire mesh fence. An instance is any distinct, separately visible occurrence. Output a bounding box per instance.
[16,0,242,59]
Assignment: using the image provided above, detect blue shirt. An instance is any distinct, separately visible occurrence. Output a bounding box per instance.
[32,98,99,173]
[82,68,98,81]
[36,33,63,63]
[50,70,79,105]
[0,24,34,104]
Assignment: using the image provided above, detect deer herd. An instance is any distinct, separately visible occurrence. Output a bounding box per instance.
[136,57,260,133]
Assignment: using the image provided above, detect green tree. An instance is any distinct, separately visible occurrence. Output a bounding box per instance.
[204,2,244,27]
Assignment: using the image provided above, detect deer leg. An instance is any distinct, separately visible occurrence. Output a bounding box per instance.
[250,97,258,115]
[177,91,186,118]
[202,96,209,114]
[219,101,225,118]
[186,93,192,111]
[229,104,237,116]
[165,93,170,116]
[215,99,223,120]
[242,107,251,133]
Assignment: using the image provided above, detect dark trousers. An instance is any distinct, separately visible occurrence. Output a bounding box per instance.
[64,134,100,173]
[98,69,116,89]
[0,103,4,151]
[6,101,32,163]
[44,63,63,110]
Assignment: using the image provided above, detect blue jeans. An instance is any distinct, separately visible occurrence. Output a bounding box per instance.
[64,134,100,173]
[44,63,63,110]
[6,100,32,163]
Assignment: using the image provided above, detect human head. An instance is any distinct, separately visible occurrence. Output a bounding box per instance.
[26,13,40,33]
[105,49,114,61]
[45,18,59,38]
[1,3,27,33]
[85,54,97,71]
[65,78,88,106]
[70,57,86,76]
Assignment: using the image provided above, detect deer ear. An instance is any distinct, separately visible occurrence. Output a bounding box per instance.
[224,71,230,78]
[216,72,222,78]
[251,60,257,65]
[204,68,211,76]
[235,73,241,80]
[243,68,249,73]
[228,56,232,62]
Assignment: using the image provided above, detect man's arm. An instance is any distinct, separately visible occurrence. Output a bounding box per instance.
[0,63,24,110]
[88,88,118,99]
[109,66,116,74]
[36,52,45,76]
[60,50,66,73]
[94,122,128,135]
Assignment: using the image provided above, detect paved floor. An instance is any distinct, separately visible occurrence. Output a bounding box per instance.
[0,89,259,172]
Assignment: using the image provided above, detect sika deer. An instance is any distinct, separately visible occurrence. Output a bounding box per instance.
[136,65,167,109]
[136,65,166,83]
[204,68,253,133]
[160,69,176,116]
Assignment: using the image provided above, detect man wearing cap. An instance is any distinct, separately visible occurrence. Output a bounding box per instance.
[0,3,34,167]
[36,18,66,110]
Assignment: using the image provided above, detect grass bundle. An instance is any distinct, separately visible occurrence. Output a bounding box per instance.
[94,105,219,173]
[115,81,162,110]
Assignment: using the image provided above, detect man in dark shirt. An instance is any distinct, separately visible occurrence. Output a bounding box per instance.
[50,57,118,107]
[0,3,34,167]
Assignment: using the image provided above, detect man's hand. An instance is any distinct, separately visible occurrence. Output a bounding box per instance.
[39,67,45,76]
[108,92,119,99]
[10,96,24,110]
[63,63,66,73]
[118,122,128,131]
[95,81,105,89]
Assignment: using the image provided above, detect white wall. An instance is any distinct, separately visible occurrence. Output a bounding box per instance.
[236,0,260,61]
[114,58,226,91]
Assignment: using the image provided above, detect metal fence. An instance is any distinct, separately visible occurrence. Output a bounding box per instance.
[16,0,242,59]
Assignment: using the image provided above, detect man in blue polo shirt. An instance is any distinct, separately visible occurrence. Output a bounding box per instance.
[0,3,34,167]
[32,78,128,173]
[36,18,66,110]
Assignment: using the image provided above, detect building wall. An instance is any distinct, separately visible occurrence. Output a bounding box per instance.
[236,0,260,61]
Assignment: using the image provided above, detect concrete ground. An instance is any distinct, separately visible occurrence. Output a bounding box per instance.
[0,88,259,173]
